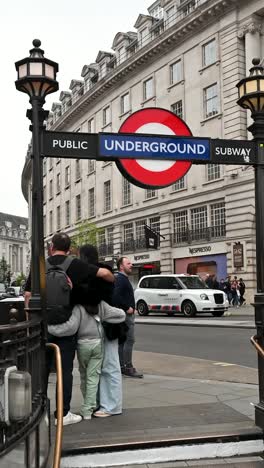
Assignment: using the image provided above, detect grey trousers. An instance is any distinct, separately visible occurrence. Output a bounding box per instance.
[118,313,135,368]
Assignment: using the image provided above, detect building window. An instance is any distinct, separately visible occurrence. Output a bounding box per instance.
[49,180,53,199]
[204,83,218,118]
[56,173,61,193]
[122,178,131,206]
[173,210,188,243]
[117,46,126,65]
[100,62,107,78]
[139,27,148,46]
[145,188,156,199]
[135,219,147,240]
[104,180,111,212]
[191,206,207,232]
[75,160,81,180]
[124,223,134,242]
[149,4,163,19]
[88,118,95,133]
[49,210,53,234]
[203,39,216,67]
[211,202,226,237]
[65,200,70,226]
[149,216,160,235]
[103,106,111,126]
[76,194,81,221]
[171,177,185,191]
[143,77,154,100]
[56,206,61,231]
[207,164,221,181]
[166,5,175,25]
[121,92,130,114]
[65,166,70,186]
[171,100,183,119]
[88,160,95,173]
[170,60,182,85]
[181,0,196,16]
[88,187,95,217]
[98,229,106,248]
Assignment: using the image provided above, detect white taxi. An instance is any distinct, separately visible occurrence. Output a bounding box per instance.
[134,274,229,317]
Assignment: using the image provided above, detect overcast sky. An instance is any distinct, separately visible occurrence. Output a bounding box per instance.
[0,0,151,218]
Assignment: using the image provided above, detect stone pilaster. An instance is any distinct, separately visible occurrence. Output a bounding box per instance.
[159,211,173,274]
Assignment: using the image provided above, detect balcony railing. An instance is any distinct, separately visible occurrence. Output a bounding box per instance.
[171,225,226,246]
[98,243,114,257]
[122,236,160,253]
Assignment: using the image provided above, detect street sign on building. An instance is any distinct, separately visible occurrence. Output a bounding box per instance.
[116,108,194,188]
[211,139,257,165]
[42,107,258,189]
[233,242,244,268]
[43,131,97,159]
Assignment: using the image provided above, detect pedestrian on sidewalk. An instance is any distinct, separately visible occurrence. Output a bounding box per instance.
[223,275,232,305]
[78,244,128,418]
[113,256,143,378]
[238,278,246,305]
[24,233,115,426]
[49,300,125,420]
[231,276,239,307]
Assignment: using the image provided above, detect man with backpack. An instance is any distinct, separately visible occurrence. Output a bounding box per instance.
[24,232,114,426]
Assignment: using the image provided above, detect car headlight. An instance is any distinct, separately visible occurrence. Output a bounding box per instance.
[200,293,209,300]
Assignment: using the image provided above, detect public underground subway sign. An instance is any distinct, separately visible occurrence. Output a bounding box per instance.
[113,108,196,189]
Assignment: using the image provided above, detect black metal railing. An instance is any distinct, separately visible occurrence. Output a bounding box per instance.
[0,316,46,454]
[98,243,114,257]
[171,225,226,246]
[122,236,160,253]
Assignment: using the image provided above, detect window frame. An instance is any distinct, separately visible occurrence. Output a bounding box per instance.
[143,77,154,101]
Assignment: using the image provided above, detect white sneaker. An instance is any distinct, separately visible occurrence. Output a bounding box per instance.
[82,414,92,420]
[55,411,82,426]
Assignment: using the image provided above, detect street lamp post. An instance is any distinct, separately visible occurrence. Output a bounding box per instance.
[237,58,264,428]
[15,40,58,313]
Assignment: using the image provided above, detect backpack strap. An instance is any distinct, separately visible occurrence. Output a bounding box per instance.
[46,256,74,272]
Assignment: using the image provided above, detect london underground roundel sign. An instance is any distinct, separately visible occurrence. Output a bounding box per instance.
[116,108,192,189]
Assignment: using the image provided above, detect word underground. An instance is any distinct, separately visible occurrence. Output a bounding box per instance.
[103,138,206,155]
[52,139,88,150]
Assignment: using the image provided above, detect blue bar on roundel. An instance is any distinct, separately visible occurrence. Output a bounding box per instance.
[99,134,210,161]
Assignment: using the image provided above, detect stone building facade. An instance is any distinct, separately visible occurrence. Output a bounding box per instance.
[22,0,264,298]
[0,212,29,280]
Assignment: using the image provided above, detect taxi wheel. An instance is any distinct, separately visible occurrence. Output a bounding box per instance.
[182,300,196,317]
[137,300,149,316]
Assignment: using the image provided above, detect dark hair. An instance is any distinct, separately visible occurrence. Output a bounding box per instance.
[80,244,99,265]
[116,256,127,271]
[52,233,71,252]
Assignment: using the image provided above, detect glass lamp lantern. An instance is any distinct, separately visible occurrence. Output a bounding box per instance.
[15,39,58,99]
[237,58,264,114]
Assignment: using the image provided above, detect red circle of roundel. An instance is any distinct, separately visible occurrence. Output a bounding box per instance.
[116,107,192,189]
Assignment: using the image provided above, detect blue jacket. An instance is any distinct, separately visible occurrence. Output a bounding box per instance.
[112,272,135,312]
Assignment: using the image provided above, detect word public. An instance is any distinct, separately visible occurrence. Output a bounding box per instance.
[52,139,89,150]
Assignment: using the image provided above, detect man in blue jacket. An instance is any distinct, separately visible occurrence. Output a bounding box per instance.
[112,256,143,378]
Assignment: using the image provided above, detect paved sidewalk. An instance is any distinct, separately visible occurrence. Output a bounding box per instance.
[48,350,263,466]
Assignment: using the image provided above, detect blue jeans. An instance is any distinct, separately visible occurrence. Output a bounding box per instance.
[99,338,122,414]
[118,313,135,368]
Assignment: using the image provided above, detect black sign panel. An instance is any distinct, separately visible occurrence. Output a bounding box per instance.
[233,243,244,268]
[43,131,98,159]
[211,139,256,165]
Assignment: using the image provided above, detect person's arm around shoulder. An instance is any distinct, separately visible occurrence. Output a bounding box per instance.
[99,301,126,323]
[48,306,81,337]
[96,267,115,282]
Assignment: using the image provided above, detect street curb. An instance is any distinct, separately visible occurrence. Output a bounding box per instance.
[135,319,255,330]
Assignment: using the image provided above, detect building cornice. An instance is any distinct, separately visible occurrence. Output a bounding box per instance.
[51,0,240,131]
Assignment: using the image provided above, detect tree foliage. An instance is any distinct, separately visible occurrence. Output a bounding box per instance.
[0,257,11,284]
[71,220,102,250]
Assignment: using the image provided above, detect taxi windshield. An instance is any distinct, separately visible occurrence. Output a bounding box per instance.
[178,276,207,289]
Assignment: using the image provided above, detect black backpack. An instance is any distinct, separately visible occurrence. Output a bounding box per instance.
[46,256,74,325]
